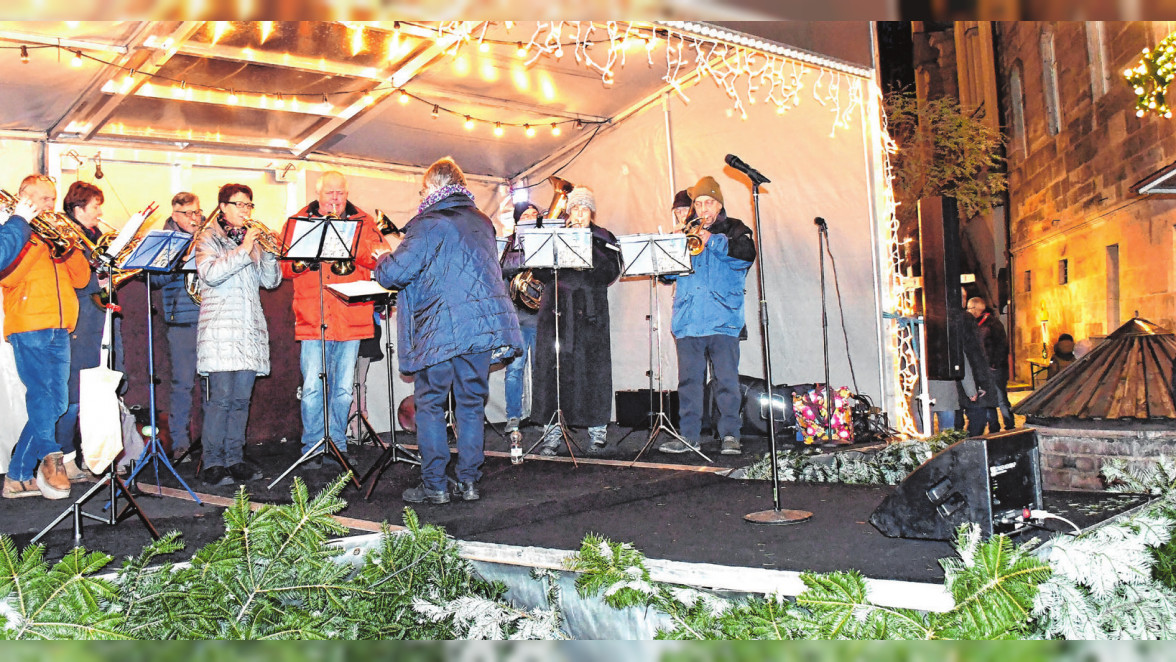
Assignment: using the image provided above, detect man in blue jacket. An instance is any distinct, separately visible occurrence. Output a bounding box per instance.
[659,177,756,456]
[373,157,522,504]
[0,197,35,271]
[156,192,205,460]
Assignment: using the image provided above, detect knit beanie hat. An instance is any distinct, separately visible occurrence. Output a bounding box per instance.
[671,189,692,210]
[687,176,723,206]
[566,186,596,213]
[513,200,539,223]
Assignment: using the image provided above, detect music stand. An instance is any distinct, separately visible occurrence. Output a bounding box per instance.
[33,268,164,544]
[120,230,204,503]
[517,227,592,464]
[268,214,363,490]
[618,233,712,464]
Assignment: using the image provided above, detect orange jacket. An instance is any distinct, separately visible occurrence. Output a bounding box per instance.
[0,239,91,337]
[280,201,384,341]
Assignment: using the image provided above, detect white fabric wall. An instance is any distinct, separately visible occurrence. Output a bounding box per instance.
[512,76,886,420]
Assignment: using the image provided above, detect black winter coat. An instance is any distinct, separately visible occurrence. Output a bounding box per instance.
[975,311,1009,381]
[530,224,621,427]
[951,307,998,408]
[374,193,522,373]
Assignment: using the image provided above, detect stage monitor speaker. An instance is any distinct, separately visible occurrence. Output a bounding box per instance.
[869,429,1042,540]
[615,390,679,430]
[919,196,963,380]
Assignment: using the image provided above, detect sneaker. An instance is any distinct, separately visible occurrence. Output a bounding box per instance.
[658,439,699,454]
[201,465,234,487]
[451,480,480,502]
[2,476,40,499]
[720,436,742,455]
[504,417,521,434]
[229,460,263,481]
[403,483,450,504]
[36,452,71,500]
[64,458,95,483]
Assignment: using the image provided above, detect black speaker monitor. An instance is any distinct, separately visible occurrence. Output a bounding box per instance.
[918,196,963,381]
[869,429,1042,540]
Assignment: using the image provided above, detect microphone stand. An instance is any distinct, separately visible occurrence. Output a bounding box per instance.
[740,178,812,526]
[816,217,833,445]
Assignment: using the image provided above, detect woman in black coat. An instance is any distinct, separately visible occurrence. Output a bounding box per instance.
[531,186,621,455]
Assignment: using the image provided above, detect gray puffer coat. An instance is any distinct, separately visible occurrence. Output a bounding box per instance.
[194,218,282,376]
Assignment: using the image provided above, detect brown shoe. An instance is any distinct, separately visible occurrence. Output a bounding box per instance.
[64,457,94,483]
[2,476,40,499]
[36,452,71,500]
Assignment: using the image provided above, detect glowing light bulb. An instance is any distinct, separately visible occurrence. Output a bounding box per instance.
[398,90,409,104]
[479,42,489,53]
[362,93,374,106]
[464,116,474,130]
[20,45,29,64]
[504,21,514,29]
[274,94,285,108]
[431,105,439,119]
[524,124,534,137]
[493,122,503,137]
[227,89,239,104]
[551,123,561,136]
[516,41,526,57]
[71,50,82,67]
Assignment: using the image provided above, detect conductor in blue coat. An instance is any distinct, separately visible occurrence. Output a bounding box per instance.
[373,157,522,505]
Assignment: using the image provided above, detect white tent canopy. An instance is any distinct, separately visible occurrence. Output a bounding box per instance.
[0,21,898,460]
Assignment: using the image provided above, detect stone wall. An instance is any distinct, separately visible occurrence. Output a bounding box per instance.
[1035,425,1176,490]
[994,22,1176,378]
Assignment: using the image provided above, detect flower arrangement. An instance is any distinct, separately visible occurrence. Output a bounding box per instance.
[792,385,855,445]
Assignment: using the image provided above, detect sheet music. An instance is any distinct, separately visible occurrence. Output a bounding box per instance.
[286,217,360,260]
[327,280,396,299]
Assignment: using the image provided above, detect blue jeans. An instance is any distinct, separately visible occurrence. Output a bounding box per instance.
[299,339,359,453]
[414,351,492,492]
[202,370,256,468]
[676,334,742,442]
[8,329,70,481]
[166,323,202,449]
[504,323,537,420]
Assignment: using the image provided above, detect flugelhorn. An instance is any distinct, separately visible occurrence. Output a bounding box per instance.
[243,219,283,255]
[1,189,80,259]
[680,217,705,256]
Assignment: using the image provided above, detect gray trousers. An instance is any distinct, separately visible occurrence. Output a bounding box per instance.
[202,370,256,469]
[166,323,201,449]
[676,334,742,442]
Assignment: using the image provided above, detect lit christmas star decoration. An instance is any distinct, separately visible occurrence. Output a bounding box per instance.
[1125,33,1176,119]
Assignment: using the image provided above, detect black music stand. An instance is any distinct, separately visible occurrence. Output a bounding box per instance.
[517,226,592,464]
[33,278,162,544]
[268,214,363,490]
[120,229,203,503]
[618,233,711,464]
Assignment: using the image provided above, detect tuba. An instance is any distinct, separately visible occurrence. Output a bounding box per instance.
[506,176,575,312]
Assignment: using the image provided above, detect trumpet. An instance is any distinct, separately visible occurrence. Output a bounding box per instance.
[243,219,284,255]
[679,217,705,256]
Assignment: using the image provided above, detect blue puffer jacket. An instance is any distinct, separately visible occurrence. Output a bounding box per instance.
[155,217,201,325]
[374,192,522,373]
[669,210,756,339]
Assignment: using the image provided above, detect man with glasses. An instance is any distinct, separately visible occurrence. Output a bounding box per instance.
[280,171,382,468]
[155,192,204,460]
[2,174,90,499]
[658,178,756,458]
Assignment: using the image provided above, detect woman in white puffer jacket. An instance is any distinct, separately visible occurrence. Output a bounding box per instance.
[194,183,281,488]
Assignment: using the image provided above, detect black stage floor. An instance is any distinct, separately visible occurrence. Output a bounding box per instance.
[0,426,1152,587]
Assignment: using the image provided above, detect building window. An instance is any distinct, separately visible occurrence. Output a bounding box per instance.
[1041,28,1062,135]
[1024,270,1032,292]
[1107,244,1120,330]
[1058,259,1069,285]
[1009,63,1027,153]
[1086,22,1110,101]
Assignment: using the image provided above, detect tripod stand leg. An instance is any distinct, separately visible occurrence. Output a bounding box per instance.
[32,465,160,544]
[347,411,388,450]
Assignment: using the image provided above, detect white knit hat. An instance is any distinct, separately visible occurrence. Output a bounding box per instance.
[566,186,596,213]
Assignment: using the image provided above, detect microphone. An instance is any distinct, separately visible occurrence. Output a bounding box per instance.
[724,153,770,185]
[814,217,828,232]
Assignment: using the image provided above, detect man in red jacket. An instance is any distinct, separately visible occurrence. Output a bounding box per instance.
[280,171,383,465]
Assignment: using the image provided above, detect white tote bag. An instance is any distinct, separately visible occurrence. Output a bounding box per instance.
[80,307,125,474]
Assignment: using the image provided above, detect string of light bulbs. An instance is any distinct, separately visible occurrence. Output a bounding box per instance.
[13,41,605,139]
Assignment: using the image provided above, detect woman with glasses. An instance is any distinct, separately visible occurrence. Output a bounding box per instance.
[530,186,622,456]
[193,183,281,487]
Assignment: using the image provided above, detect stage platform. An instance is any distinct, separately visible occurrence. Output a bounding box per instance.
[0,426,1151,618]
